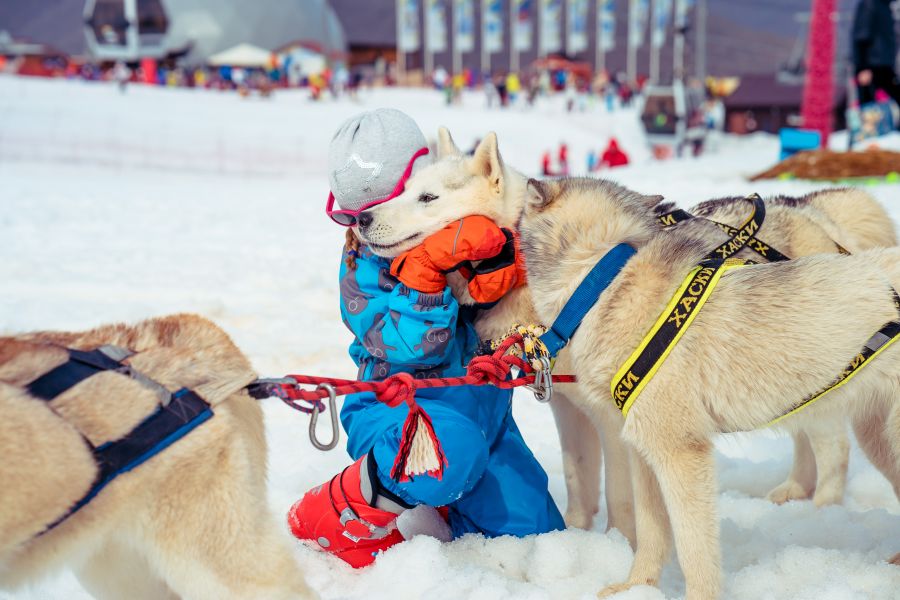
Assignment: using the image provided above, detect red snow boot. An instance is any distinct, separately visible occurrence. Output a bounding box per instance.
[287,457,404,568]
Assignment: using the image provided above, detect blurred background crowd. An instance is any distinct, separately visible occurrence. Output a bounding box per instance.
[1,0,898,172]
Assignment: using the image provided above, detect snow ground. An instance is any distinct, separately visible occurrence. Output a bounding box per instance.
[1,75,899,599]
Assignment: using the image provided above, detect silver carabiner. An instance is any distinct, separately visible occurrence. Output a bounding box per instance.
[527,356,554,403]
[309,383,340,451]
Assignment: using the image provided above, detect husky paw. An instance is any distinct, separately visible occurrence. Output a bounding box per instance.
[767,480,813,504]
[598,583,636,598]
[889,553,900,566]
[564,508,596,530]
[811,488,844,508]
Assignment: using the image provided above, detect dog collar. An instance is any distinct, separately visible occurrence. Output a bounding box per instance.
[540,243,637,357]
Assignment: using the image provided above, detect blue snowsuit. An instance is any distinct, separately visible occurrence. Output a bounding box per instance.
[339,246,564,538]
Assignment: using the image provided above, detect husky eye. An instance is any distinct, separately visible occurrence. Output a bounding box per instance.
[418,193,439,203]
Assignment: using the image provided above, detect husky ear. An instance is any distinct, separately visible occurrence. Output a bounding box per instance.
[526,178,555,209]
[436,126,462,158]
[468,132,504,194]
[638,194,665,211]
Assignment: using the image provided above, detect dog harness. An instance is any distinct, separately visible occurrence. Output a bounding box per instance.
[611,257,749,417]
[612,265,900,423]
[25,345,213,534]
[656,193,851,262]
[534,203,900,426]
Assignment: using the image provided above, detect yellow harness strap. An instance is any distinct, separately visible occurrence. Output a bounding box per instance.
[766,290,900,426]
[612,264,900,424]
[612,258,749,418]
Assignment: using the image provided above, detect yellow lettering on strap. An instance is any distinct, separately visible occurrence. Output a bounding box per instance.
[611,258,749,418]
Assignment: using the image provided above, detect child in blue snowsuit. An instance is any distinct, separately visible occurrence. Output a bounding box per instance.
[287,108,563,567]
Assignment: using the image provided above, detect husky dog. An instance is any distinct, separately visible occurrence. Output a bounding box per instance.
[684,192,897,508]
[362,126,898,545]
[517,176,900,600]
[0,314,315,600]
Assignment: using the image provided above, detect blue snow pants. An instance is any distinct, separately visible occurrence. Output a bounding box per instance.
[341,386,565,538]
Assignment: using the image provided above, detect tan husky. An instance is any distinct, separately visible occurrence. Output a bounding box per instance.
[375,128,896,546]
[0,314,315,600]
[543,188,898,539]
[517,176,900,600]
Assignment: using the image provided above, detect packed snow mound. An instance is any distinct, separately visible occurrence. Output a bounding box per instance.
[1,76,898,599]
[752,148,900,181]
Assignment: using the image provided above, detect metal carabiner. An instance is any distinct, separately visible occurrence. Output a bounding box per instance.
[527,356,554,403]
[309,383,340,451]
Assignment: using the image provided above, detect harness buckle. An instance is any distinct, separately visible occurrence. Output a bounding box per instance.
[526,356,554,403]
[309,383,340,451]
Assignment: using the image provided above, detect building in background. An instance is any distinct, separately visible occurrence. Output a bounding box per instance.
[329,0,864,82]
[0,0,347,65]
[723,73,848,135]
[328,0,397,68]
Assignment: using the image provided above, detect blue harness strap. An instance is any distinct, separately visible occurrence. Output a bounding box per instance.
[25,347,214,534]
[540,243,637,357]
[43,389,212,532]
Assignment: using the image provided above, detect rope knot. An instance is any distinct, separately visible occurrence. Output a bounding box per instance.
[375,372,417,408]
[466,354,514,386]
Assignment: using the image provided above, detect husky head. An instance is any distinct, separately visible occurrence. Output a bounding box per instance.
[518,177,665,316]
[353,128,527,258]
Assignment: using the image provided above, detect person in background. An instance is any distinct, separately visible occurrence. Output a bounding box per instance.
[193,67,207,89]
[541,150,555,176]
[112,61,131,94]
[333,64,350,98]
[506,72,521,105]
[451,72,465,105]
[484,75,498,108]
[495,73,508,107]
[601,137,629,168]
[432,65,449,92]
[564,73,578,112]
[587,149,599,172]
[557,142,569,175]
[852,0,900,108]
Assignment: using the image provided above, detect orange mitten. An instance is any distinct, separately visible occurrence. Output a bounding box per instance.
[465,229,523,304]
[390,216,509,293]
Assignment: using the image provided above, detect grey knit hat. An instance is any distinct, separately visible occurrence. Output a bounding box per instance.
[328,108,431,211]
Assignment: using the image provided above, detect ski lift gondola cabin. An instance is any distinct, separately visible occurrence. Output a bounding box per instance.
[83,0,169,60]
[640,80,707,158]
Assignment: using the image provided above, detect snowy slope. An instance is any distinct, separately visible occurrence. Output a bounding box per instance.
[1,76,899,600]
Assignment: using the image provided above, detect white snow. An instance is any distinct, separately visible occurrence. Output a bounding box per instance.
[1,75,898,600]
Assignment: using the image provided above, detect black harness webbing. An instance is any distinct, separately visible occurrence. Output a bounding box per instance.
[26,346,213,534]
[28,348,125,403]
[657,195,793,262]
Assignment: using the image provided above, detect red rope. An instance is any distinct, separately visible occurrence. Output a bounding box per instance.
[277,333,575,408]
[262,333,575,480]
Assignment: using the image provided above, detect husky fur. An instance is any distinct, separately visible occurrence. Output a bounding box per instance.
[517,176,900,599]
[361,127,900,547]
[683,191,898,508]
[0,314,315,600]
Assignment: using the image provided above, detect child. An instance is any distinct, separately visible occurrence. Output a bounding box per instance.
[288,108,563,567]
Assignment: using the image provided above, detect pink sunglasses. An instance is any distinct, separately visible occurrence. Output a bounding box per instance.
[326,147,430,227]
